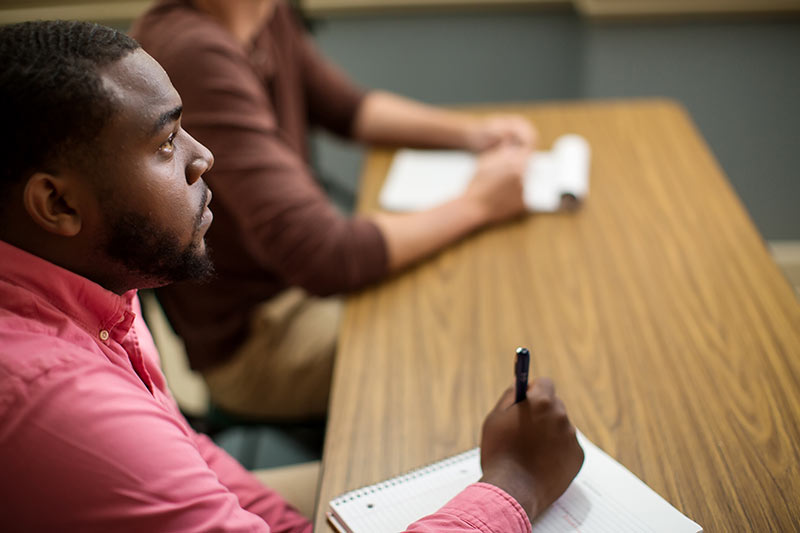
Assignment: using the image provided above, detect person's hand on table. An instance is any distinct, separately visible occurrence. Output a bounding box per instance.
[479,377,585,524]
[463,144,528,224]
[466,114,538,152]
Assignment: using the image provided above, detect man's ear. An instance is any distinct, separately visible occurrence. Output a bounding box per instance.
[23,172,83,237]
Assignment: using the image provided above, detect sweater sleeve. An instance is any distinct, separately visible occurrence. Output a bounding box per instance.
[293,17,366,137]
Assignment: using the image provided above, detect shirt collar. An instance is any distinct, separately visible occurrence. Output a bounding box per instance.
[0,240,137,340]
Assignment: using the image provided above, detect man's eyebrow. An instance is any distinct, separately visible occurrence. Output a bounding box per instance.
[151,105,183,135]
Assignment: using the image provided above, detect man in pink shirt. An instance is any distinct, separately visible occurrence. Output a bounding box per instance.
[0,20,583,532]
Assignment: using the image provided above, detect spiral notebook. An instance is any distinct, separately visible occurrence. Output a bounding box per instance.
[327,432,702,533]
[378,134,591,213]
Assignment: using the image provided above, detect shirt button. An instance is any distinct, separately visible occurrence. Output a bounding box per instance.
[99,330,110,341]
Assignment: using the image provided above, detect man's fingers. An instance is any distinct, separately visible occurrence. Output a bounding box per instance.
[495,377,557,412]
[531,376,555,399]
[494,385,516,410]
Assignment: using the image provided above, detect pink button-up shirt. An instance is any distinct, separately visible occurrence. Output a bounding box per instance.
[0,240,530,533]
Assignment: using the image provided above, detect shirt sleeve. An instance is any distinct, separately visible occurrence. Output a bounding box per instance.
[191,432,310,533]
[404,483,532,533]
[293,19,366,136]
[159,31,388,296]
[0,347,310,533]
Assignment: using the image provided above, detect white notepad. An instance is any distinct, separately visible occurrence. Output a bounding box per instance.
[327,432,702,533]
[379,134,591,213]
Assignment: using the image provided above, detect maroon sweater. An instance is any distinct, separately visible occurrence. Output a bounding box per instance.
[131,0,388,370]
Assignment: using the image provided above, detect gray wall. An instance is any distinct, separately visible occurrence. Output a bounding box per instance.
[308,9,800,239]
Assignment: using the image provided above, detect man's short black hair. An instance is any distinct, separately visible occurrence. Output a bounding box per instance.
[0,20,140,206]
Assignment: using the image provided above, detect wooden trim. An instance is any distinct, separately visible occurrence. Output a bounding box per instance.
[301,0,569,16]
[303,0,800,17]
[0,1,151,25]
[574,0,800,18]
[769,240,800,291]
[1,0,797,23]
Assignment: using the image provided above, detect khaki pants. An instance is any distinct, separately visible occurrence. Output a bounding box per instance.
[252,461,320,520]
[203,288,341,419]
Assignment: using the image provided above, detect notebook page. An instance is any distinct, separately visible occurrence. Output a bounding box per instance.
[551,134,590,199]
[329,448,481,532]
[328,432,701,533]
[533,433,702,532]
[378,134,590,213]
[524,152,561,211]
[378,150,475,211]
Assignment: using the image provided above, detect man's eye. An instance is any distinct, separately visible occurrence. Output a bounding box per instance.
[160,133,176,153]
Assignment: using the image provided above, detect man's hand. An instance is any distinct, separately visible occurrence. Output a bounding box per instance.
[479,378,584,523]
[467,114,537,152]
[464,144,528,224]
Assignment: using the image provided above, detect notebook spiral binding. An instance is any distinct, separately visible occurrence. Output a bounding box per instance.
[331,448,480,505]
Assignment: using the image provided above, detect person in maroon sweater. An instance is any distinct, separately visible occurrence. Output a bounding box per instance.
[132,0,537,419]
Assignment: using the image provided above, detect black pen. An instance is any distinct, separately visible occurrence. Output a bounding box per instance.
[514,347,530,404]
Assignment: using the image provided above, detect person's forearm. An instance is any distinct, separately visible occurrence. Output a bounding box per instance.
[369,195,489,272]
[353,90,479,150]
[369,142,528,271]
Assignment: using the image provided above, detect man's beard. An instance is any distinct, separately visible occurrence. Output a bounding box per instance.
[101,188,214,286]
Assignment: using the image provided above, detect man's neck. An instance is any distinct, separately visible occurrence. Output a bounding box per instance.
[193,0,276,47]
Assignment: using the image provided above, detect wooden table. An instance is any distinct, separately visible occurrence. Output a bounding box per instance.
[314,100,800,532]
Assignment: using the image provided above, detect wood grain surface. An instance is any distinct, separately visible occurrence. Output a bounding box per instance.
[314,100,800,532]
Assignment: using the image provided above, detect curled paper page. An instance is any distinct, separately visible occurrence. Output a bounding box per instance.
[379,134,591,213]
[524,133,591,211]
